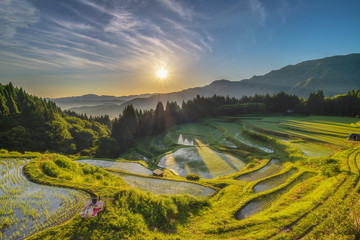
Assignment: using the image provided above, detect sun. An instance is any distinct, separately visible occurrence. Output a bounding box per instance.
[157,68,167,79]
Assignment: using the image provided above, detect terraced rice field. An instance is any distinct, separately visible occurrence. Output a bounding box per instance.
[214,121,274,153]
[0,159,87,240]
[253,115,360,147]
[31,115,359,240]
[290,141,333,157]
[253,168,298,193]
[236,159,283,182]
[77,159,153,175]
[211,129,238,148]
[236,171,316,220]
[158,144,245,179]
[111,172,215,197]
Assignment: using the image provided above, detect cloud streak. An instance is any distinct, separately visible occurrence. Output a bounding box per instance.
[157,0,194,20]
[0,0,39,39]
[0,0,214,76]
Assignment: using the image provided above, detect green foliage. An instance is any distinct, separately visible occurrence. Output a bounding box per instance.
[42,161,61,178]
[54,156,77,171]
[321,158,340,177]
[186,173,200,181]
[107,210,146,238]
[0,83,111,155]
[32,154,126,188]
[115,189,210,231]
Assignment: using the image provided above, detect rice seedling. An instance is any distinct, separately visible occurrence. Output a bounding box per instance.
[0,159,88,240]
[111,172,215,197]
[76,159,153,175]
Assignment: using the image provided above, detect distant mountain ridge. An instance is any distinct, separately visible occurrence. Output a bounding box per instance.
[51,53,360,117]
[50,93,154,109]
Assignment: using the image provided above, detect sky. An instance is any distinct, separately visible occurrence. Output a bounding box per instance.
[0,0,359,98]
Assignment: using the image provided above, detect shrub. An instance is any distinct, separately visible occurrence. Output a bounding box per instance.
[94,172,104,180]
[321,158,340,177]
[42,161,61,178]
[55,157,77,170]
[82,165,93,174]
[0,149,8,154]
[186,173,200,181]
[115,189,210,231]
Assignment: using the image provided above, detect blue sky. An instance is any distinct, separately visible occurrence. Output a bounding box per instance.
[0,0,359,97]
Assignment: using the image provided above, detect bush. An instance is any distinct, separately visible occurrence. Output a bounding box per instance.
[115,189,210,231]
[42,161,61,178]
[82,165,93,174]
[55,157,77,170]
[321,158,340,177]
[186,173,200,181]
[94,172,104,180]
[0,149,8,154]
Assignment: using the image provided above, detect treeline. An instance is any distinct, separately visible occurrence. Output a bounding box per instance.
[105,93,303,156]
[0,83,109,155]
[2,82,360,158]
[107,90,360,157]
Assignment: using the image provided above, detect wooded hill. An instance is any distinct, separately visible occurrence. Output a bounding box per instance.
[0,83,110,155]
[1,82,360,158]
[54,54,360,117]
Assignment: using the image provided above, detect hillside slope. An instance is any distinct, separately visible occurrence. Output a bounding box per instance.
[55,54,360,116]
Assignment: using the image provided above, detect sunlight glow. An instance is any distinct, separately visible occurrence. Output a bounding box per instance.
[157,68,168,79]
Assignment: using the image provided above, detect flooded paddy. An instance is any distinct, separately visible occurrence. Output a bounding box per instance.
[212,129,238,148]
[158,145,245,179]
[173,133,209,146]
[112,172,215,197]
[0,159,87,240]
[217,122,273,153]
[76,159,152,175]
[291,142,334,157]
[236,171,315,220]
[236,159,283,182]
[253,168,298,193]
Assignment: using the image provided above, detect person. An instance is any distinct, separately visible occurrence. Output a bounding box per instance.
[84,203,94,217]
[91,197,97,206]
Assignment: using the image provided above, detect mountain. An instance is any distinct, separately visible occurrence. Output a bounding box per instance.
[70,103,125,118]
[55,53,360,117]
[50,93,154,109]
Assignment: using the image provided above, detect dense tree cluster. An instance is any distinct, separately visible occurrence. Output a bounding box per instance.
[109,90,360,156]
[307,89,360,116]
[0,83,109,154]
[2,82,360,158]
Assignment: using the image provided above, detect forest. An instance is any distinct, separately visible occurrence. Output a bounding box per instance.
[1,83,360,158]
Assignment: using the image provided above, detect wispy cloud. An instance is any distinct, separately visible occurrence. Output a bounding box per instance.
[249,0,266,24]
[104,12,140,33]
[51,19,94,31]
[0,0,213,81]
[157,0,194,20]
[0,0,39,39]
